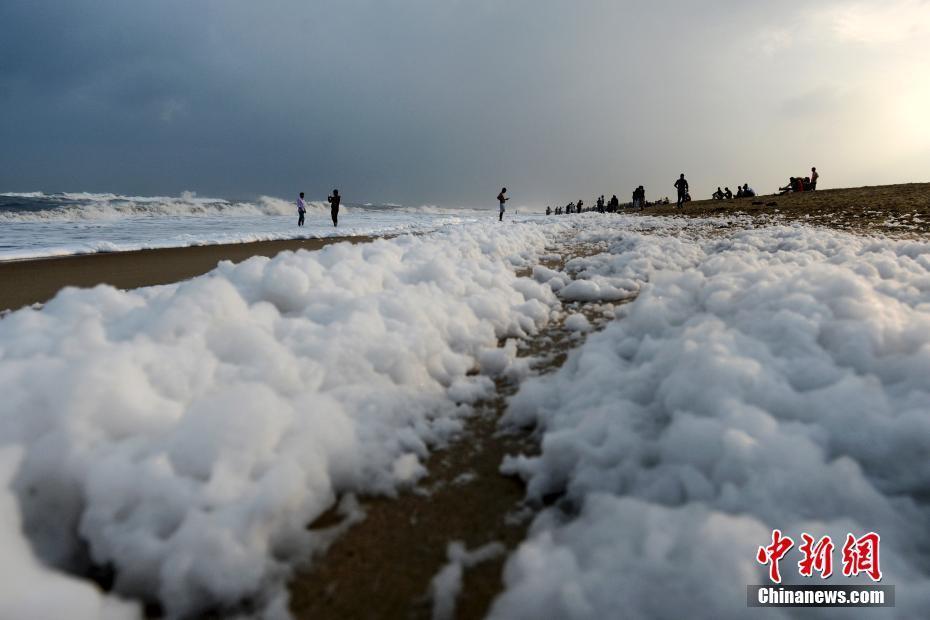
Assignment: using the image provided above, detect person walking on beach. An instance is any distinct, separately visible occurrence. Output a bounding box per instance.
[297,192,307,227]
[497,187,509,221]
[674,174,689,208]
[327,189,341,227]
[810,167,819,190]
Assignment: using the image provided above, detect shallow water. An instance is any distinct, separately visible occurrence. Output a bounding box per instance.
[0,192,519,260]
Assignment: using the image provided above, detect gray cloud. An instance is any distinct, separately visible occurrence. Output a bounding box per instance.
[1,0,928,204]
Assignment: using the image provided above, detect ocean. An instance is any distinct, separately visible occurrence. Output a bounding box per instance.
[0,191,518,261]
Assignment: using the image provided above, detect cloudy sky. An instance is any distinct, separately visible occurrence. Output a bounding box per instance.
[1,0,929,205]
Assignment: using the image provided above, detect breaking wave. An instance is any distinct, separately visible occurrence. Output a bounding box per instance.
[0,191,329,222]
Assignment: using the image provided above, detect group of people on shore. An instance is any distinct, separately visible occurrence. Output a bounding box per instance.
[778,167,819,195]
[712,184,756,200]
[297,166,820,226]
[296,189,342,227]
[547,190,672,215]
[545,171,753,216]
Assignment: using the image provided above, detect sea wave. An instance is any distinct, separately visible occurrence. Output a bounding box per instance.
[0,191,331,222]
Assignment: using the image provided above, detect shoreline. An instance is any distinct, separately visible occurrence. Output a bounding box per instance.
[629,182,930,233]
[0,235,378,312]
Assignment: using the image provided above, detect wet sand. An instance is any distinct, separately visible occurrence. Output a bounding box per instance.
[288,244,619,620]
[0,236,376,312]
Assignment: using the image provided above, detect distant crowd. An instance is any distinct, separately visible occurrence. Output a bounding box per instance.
[541,166,819,217]
[294,167,820,225]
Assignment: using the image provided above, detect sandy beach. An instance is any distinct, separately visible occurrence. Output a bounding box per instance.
[3,188,930,619]
[0,236,377,312]
[7,3,930,617]
[641,182,930,234]
[4,182,927,313]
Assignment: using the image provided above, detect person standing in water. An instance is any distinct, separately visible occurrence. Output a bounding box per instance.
[674,174,689,208]
[497,187,509,221]
[327,189,341,227]
[297,192,307,227]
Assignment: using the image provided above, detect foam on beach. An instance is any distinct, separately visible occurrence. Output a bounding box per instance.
[0,222,562,618]
[2,212,930,618]
[493,218,930,619]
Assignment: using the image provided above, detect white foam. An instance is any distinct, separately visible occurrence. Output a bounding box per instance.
[0,447,142,620]
[430,541,506,620]
[494,220,930,618]
[0,222,562,617]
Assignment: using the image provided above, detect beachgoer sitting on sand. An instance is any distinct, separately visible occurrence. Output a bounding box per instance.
[327,189,341,226]
[778,178,795,195]
[742,184,755,197]
[712,187,724,200]
[724,187,733,199]
[297,192,307,227]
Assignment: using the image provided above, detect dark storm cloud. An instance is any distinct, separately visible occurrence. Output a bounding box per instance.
[1,0,928,204]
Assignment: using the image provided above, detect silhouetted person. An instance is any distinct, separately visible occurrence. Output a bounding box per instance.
[610,194,619,212]
[724,187,733,199]
[297,191,307,227]
[633,186,646,209]
[674,174,689,208]
[742,183,755,197]
[327,189,341,226]
[497,187,509,221]
[713,187,724,200]
[577,199,584,212]
[546,206,552,215]
[810,167,819,190]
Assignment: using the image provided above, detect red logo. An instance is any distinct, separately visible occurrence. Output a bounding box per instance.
[798,534,834,579]
[757,530,882,583]
[842,532,882,582]
[756,529,794,584]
